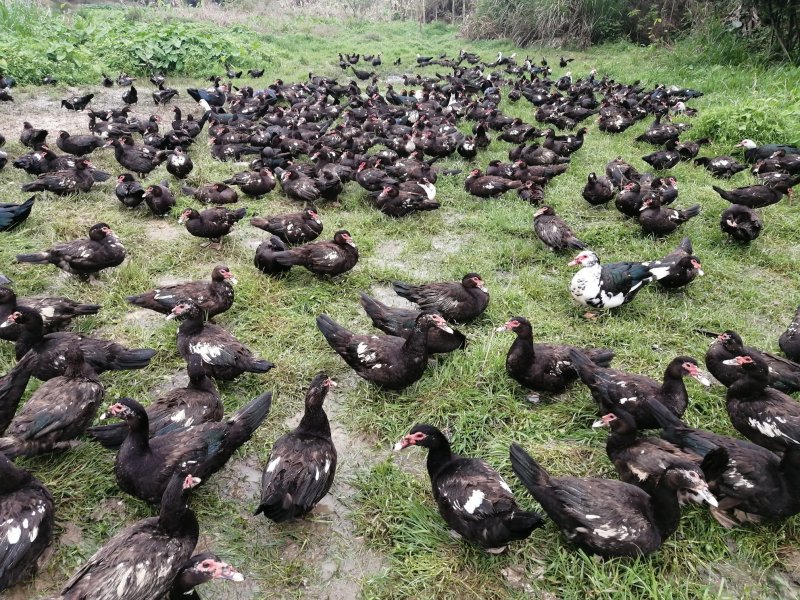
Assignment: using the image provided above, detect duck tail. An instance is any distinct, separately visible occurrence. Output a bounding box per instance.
[679,205,701,221]
[244,358,275,374]
[711,185,731,201]
[509,443,551,490]
[315,314,349,346]
[74,303,102,316]
[110,348,156,370]
[678,237,693,254]
[358,292,387,326]
[585,347,615,368]
[391,281,416,302]
[20,181,44,193]
[254,491,296,522]
[568,348,598,385]
[505,509,545,538]
[15,251,50,264]
[231,391,273,433]
[85,423,126,449]
[645,397,685,430]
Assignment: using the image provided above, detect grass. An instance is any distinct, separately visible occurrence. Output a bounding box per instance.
[1,5,800,599]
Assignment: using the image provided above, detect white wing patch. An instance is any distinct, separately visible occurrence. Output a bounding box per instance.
[190,342,223,363]
[266,456,281,473]
[462,489,485,514]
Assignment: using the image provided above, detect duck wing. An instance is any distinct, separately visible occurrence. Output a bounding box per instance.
[437,458,517,520]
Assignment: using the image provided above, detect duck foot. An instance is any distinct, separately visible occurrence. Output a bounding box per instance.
[582,311,599,320]
[448,530,463,540]
[485,546,508,555]
[525,393,541,404]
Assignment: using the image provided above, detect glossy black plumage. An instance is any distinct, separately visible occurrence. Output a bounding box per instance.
[0,352,35,435]
[56,473,200,599]
[144,181,176,216]
[127,264,235,319]
[568,250,656,310]
[0,347,102,458]
[108,137,165,176]
[0,286,100,341]
[115,173,145,208]
[316,312,450,390]
[723,353,800,453]
[56,131,103,156]
[650,397,800,525]
[2,306,155,381]
[359,292,466,354]
[87,355,221,449]
[182,182,238,204]
[396,425,543,552]
[224,168,275,197]
[712,179,797,208]
[509,442,708,557]
[638,195,700,235]
[779,306,800,362]
[111,393,271,504]
[704,330,800,393]
[533,205,586,251]
[0,452,54,592]
[499,316,614,395]
[570,349,710,429]
[0,196,34,231]
[642,237,703,289]
[164,146,193,179]
[720,204,761,242]
[256,373,337,521]
[179,206,246,248]
[250,207,323,245]
[693,156,747,178]
[254,236,292,277]
[15,222,125,277]
[60,93,94,111]
[172,302,275,381]
[20,156,95,195]
[581,172,615,206]
[20,122,47,148]
[393,273,489,322]
[273,230,358,276]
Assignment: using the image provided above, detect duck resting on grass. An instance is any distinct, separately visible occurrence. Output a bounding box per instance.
[395,424,543,553]
[509,442,722,558]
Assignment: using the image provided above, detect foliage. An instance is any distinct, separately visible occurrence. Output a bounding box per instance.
[736,0,800,64]
[0,2,276,85]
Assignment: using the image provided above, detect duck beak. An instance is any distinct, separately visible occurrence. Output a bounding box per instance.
[692,370,711,386]
[591,418,607,429]
[393,435,413,451]
[721,358,740,366]
[217,562,245,582]
[682,486,718,507]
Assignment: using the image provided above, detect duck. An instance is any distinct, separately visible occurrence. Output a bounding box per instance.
[121,85,138,105]
[20,122,48,148]
[712,177,797,208]
[256,372,337,522]
[316,312,451,390]
[395,425,543,553]
[392,273,489,322]
[720,204,761,242]
[735,139,800,163]
[20,156,95,195]
[674,138,709,160]
[278,169,321,203]
[54,472,200,599]
[182,182,239,205]
[693,155,747,178]
[164,146,194,179]
[0,286,100,341]
[509,442,716,558]
[170,553,244,599]
[650,396,800,526]
[107,137,165,177]
[372,185,440,218]
[755,149,800,175]
[250,207,322,245]
[567,250,657,311]
[15,222,125,278]
[634,115,682,146]
[0,352,35,434]
[497,316,614,399]
[614,181,644,217]
[641,237,703,289]
[144,181,176,216]
[88,355,221,449]
[581,172,615,206]
[0,346,103,458]
[464,168,523,198]
[272,230,358,276]
[115,173,145,208]
[254,236,292,277]
[638,195,701,235]
[222,167,275,198]
[170,302,275,380]
[60,93,94,111]
[641,142,680,170]
[533,205,587,252]
[56,130,104,156]
[111,392,271,503]
[0,452,54,593]
[0,196,35,231]
[570,349,710,429]
[179,206,247,250]
[704,330,800,393]
[127,265,235,319]
[1,307,155,381]
[153,83,179,105]
[605,157,639,187]
[779,307,800,363]
[593,407,720,505]
[359,292,466,354]
[723,352,800,453]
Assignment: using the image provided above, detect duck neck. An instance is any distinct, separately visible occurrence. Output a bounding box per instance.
[510,331,535,363]
[159,480,198,537]
[15,321,43,359]
[660,365,688,402]
[649,474,682,540]
[404,319,434,356]
[0,454,30,493]
[605,426,636,456]
[124,412,151,455]
[727,370,767,400]
[298,403,332,438]
[179,314,204,336]
[781,446,800,497]
[425,437,454,481]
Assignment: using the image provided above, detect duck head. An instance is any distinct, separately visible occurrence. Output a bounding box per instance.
[462,273,488,293]
[393,423,448,451]
[568,250,599,267]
